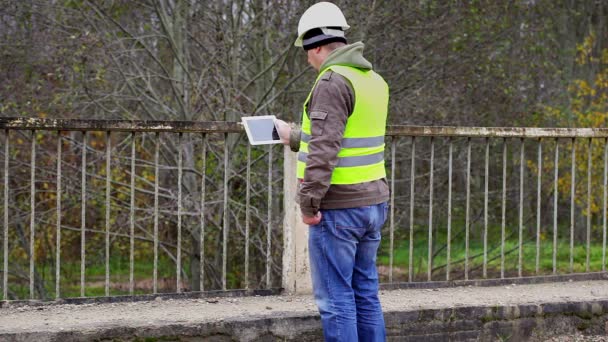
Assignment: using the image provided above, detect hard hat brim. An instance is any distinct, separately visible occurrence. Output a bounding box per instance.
[294,25,349,47]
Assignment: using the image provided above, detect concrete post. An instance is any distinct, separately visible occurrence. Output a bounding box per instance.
[282,146,312,294]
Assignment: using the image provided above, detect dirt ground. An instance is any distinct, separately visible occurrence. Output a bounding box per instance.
[0,280,607,336]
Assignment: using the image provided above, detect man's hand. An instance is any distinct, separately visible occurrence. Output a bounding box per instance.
[274,119,291,145]
[302,211,322,225]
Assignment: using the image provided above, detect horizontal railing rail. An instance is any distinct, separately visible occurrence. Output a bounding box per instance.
[5,117,608,138]
[0,118,242,133]
[387,126,608,138]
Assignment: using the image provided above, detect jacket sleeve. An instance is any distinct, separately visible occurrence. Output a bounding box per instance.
[299,71,354,217]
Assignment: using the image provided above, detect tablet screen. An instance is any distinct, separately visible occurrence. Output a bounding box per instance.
[241,115,281,145]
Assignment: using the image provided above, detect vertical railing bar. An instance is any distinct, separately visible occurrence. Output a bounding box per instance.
[389,137,396,283]
[586,138,591,272]
[129,132,135,296]
[266,145,273,289]
[602,138,608,271]
[570,138,575,273]
[536,139,542,275]
[55,132,62,299]
[245,143,250,290]
[2,130,8,300]
[465,137,471,281]
[105,131,111,297]
[80,132,87,297]
[553,139,559,275]
[501,138,507,279]
[483,137,489,278]
[446,138,453,281]
[427,137,434,281]
[222,133,229,291]
[29,130,36,299]
[200,134,207,292]
[408,137,415,282]
[177,133,183,293]
[153,133,160,294]
[518,138,524,278]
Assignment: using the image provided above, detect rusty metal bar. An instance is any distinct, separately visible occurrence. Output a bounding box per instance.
[386,125,608,138]
[501,138,507,279]
[267,145,273,289]
[80,132,87,297]
[3,130,9,300]
[222,133,229,291]
[553,139,559,275]
[518,139,524,278]
[408,137,415,282]
[177,133,183,293]
[536,139,542,275]
[0,118,242,133]
[483,138,489,278]
[153,133,160,294]
[446,138,453,281]
[586,139,592,272]
[570,138,576,273]
[105,131,111,297]
[604,138,607,272]
[427,137,434,281]
[29,130,36,299]
[129,132,135,296]
[200,134,207,292]
[389,137,396,282]
[245,143,250,290]
[465,138,471,280]
[55,132,62,299]
[8,117,608,138]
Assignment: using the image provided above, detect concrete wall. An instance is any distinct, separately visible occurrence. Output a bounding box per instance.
[3,300,607,341]
[282,147,312,295]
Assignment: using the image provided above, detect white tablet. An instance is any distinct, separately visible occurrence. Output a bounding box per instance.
[241,115,282,145]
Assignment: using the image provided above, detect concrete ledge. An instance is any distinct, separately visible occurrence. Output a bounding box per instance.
[2,281,608,341]
[0,314,324,342]
[385,300,608,341]
[1,299,607,341]
[0,288,283,309]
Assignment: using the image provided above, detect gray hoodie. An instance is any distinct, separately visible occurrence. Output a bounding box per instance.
[294,42,390,216]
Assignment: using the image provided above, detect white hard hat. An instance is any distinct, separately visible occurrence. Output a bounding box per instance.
[294,2,350,47]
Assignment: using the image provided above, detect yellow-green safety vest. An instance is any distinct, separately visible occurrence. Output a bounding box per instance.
[297,64,389,184]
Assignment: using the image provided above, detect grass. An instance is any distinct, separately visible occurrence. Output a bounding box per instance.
[6,254,178,299]
[377,222,607,282]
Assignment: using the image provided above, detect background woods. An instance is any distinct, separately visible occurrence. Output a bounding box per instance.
[0,0,607,299]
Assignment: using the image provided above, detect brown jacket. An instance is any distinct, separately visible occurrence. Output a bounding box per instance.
[291,42,390,217]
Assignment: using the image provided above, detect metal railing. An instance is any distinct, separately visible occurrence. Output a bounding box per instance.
[1,118,607,302]
[1,118,282,301]
[384,126,608,284]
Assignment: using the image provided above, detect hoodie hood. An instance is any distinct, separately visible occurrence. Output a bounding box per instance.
[319,42,372,72]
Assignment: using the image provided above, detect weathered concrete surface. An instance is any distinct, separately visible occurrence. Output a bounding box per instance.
[282,147,313,295]
[1,280,608,341]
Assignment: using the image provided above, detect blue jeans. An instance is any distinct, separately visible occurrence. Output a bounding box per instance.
[308,202,388,342]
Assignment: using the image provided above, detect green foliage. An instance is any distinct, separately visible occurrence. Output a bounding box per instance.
[532,31,608,217]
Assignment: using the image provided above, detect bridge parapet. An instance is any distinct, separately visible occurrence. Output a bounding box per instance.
[0,117,607,302]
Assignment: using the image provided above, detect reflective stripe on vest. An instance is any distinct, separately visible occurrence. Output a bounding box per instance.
[298,150,385,167]
[297,64,389,185]
[300,132,385,148]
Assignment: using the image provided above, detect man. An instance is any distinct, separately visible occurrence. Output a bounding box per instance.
[276,2,390,341]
